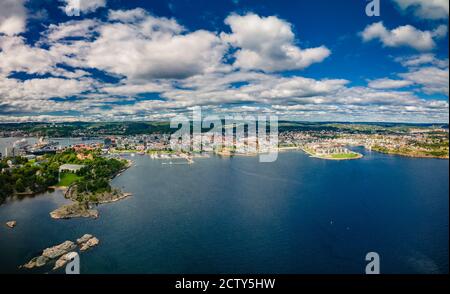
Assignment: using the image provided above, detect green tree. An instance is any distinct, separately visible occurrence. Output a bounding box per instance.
[15,178,25,193]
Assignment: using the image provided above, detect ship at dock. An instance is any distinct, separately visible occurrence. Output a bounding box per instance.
[28,137,60,155]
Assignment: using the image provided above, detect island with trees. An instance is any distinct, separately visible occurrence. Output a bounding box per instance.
[0,148,131,218]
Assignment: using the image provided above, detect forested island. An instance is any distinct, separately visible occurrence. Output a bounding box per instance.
[0,149,129,208]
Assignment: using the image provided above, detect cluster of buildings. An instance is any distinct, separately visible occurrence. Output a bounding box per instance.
[278,128,449,157]
[1,126,448,160]
[306,144,353,156]
[104,135,171,152]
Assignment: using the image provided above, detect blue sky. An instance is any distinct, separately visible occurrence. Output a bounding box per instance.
[0,0,448,122]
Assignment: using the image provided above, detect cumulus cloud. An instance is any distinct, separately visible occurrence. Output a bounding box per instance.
[0,35,89,78]
[108,8,149,23]
[248,86,447,123]
[221,13,331,72]
[60,0,107,15]
[0,36,57,75]
[371,54,449,95]
[101,81,172,96]
[160,72,348,106]
[1,70,448,122]
[395,54,449,68]
[251,77,348,100]
[392,0,449,20]
[2,8,230,80]
[46,19,100,42]
[391,53,449,96]
[368,78,414,89]
[0,0,27,36]
[361,22,446,51]
[0,77,95,101]
[0,76,97,117]
[0,7,447,123]
[400,66,449,95]
[82,9,228,80]
[432,24,448,38]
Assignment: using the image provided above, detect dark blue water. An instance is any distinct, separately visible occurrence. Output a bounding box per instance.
[0,149,448,274]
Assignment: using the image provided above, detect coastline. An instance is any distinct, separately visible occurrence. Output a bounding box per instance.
[0,146,448,274]
[49,158,133,220]
[50,188,133,220]
[368,148,449,160]
[301,148,363,161]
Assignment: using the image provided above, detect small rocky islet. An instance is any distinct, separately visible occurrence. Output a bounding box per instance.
[5,220,16,228]
[21,234,99,271]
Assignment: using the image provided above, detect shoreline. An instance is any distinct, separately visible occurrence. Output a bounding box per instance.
[368,148,449,160]
[301,148,363,161]
[50,189,133,220]
[50,159,133,220]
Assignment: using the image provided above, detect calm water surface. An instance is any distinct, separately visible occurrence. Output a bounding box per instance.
[0,146,448,274]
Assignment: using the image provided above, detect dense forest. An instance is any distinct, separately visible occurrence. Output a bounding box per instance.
[1,121,448,137]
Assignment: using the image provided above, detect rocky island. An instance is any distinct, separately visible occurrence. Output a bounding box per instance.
[5,220,16,228]
[21,234,99,271]
[50,187,132,219]
[50,202,99,219]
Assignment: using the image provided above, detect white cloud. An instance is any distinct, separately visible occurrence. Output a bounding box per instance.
[221,13,330,72]
[161,72,348,106]
[0,77,95,101]
[392,0,449,20]
[0,35,89,79]
[108,8,184,33]
[371,55,449,95]
[392,53,449,96]
[101,81,172,96]
[251,77,348,100]
[368,78,414,89]
[0,0,27,36]
[400,66,449,95]
[1,69,447,122]
[46,19,100,42]
[0,36,57,75]
[81,10,228,80]
[61,0,106,15]
[108,8,149,23]
[3,8,229,81]
[0,76,97,117]
[432,24,448,38]
[361,22,445,51]
[395,54,449,68]
[0,7,447,123]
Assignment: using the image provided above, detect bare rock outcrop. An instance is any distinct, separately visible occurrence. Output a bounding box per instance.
[77,234,99,251]
[6,221,16,228]
[21,235,99,271]
[53,252,78,270]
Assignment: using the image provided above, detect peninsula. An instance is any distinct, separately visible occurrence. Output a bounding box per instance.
[0,147,131,217]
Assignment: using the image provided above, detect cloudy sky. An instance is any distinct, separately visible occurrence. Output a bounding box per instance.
[0,0,448,123]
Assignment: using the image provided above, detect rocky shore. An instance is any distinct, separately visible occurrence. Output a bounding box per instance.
[21,234,99,271]
[50,203,99,219]
[50,189,132,219]
[77,234,100,251]
[97,191,133,204]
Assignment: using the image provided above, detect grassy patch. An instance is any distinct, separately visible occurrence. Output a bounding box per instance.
[57,173,81,187]
[330,153,360,159]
